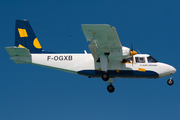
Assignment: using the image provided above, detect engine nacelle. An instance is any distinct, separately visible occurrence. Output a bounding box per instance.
[108,46,131,61]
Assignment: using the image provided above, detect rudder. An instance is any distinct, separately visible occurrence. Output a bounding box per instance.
[15,20,43,53]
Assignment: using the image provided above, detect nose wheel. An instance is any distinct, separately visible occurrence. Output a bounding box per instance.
[167,79,174,85]
[167,74,174,86]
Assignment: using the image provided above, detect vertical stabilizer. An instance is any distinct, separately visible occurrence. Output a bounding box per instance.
[15,20,43,53]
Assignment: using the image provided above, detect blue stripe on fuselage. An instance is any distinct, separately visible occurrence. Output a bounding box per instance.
[77,70,159,78]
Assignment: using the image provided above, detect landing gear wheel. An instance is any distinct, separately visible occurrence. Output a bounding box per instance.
[167,79,174,86]
[102,73,109,81]
[107,84,115,93]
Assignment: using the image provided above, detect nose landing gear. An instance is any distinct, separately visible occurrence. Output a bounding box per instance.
[167,74,174,86]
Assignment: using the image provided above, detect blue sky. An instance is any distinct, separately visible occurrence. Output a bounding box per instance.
[1,0,180,120]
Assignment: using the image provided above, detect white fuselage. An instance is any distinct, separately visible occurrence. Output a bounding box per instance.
[31,53,176,79]
[32,53,94,74]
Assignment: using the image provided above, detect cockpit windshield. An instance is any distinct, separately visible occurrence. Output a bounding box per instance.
[135,57,145,63]
[147,56,158,63]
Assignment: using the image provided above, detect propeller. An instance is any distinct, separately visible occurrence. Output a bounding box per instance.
[130,42,137,64]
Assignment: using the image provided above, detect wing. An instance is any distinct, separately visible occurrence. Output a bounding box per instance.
[81,24,122,60]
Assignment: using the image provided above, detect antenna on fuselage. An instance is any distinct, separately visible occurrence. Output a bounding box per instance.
[137,49,141,54]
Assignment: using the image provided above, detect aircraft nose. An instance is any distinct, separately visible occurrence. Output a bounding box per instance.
[169,66,176,74]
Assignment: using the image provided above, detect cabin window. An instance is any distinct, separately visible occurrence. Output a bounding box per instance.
[147,56,158,63]
[121,57,133,63]
[135,57,145,63]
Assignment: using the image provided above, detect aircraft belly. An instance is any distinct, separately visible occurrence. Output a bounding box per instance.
[78,70,159,78]
[79,62,159,78]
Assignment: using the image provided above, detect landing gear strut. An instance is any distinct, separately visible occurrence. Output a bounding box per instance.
[167,74,174,86]
[107,84,115,93]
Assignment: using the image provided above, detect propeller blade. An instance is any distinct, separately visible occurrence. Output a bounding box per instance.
[131,42,133,51]
[130,42,137,65]
[130,42,137,56]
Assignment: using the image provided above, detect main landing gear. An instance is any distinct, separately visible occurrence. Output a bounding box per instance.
[101,73,115,93]
[102,73,109,81]
[107,84,115,93]
[167,74,174,86]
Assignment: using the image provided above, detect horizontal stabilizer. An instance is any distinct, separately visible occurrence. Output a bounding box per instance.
[5,47,31,64]
[5,47,31,57]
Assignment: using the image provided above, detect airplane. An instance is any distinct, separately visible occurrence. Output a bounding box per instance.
[5,20,176,93]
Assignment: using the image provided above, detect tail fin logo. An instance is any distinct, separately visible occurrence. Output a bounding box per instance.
[18,28,42,49]
[15,20,43,53]
[33,38,42,49]
[18,44,30,51]
[18,28,28,37]
[18,44,25,48]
